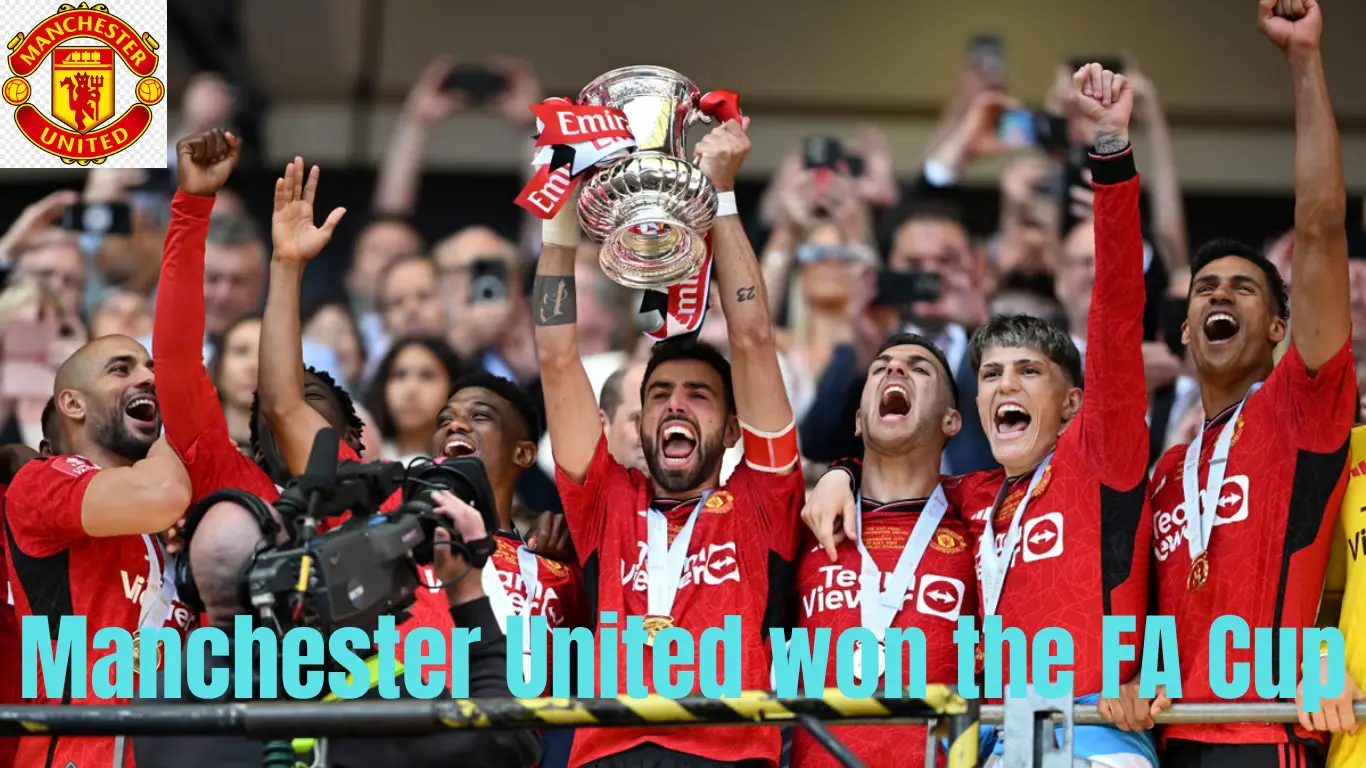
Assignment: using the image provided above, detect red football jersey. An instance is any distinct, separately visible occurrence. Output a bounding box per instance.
[1149,340,1354,747]
[957,160,1152,698]
[4,456,196,768]
[791,495,974,768]
[556,435,805,768]
[401,534,586,685]
[0,483,18,768]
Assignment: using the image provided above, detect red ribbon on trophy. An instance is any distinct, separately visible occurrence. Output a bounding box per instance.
[515,98,635,219]
[636,90,742,342]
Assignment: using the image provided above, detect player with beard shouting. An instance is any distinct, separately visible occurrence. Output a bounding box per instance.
[1126,3,1357,767]
[534,117,804,768]
[2,338,192,768]
[791,332,973,768]
[805,64,1156,767]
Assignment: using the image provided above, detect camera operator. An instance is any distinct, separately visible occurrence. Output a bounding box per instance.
[133,488,540,768]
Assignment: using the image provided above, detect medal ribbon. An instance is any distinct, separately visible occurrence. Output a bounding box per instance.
[854,485,949,641]
[480,544,542,681]
[637,250,714,342]
[1181,383,1261,564]
[646,492,713,619]
[978,454,1053,617]
[137,534,176,630]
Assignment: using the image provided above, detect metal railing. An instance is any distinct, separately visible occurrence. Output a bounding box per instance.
[1,689,1359,768]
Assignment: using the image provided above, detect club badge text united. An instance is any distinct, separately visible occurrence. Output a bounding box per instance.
[3,2,163,165]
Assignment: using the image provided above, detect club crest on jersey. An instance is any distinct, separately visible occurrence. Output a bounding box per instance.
[541,557,567,576]
[704,490,733,514]
[930,528,967,554]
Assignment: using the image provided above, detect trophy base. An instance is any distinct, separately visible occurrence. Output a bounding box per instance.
[578,151,718,291]
[599,215,708,290]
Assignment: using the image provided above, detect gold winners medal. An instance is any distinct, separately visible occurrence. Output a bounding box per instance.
[1188,551,1210,591]
[643,615,674,646]
[130,629,164,673]
[851,640,885,684]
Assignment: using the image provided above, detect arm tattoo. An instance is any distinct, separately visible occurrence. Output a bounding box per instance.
[1092,129,1129,156]
[532,275,577,326]
[736,285,757,302]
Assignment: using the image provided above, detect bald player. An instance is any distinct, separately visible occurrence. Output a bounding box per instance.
[2,334,193,768]
[598,361,647,472]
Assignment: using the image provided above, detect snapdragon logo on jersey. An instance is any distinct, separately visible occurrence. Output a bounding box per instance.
[2,1,167,168]
[1152,474,1250,561]
[621,539,740,591]
[799,561,965,622]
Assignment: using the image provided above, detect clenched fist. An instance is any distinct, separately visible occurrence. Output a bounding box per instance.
[694,117,751,192]
[1259,0,1322,55]
[1070,63,1133,153]
[176,128,240,197]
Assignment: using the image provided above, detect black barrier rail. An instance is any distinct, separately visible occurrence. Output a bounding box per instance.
[0,686,982,768]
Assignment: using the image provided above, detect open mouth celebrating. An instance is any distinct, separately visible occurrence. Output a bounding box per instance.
[993,402,1032,439]
[443,434,478,458]
[1203,311,1240,343]
[878,382,910,420]
[659,420,698,468]
[123,392,159,431]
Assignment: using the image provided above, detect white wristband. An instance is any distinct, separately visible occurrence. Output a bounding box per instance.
[716,191,738,218]
[542,198,582,249]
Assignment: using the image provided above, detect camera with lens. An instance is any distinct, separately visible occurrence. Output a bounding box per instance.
[235,429,498,643]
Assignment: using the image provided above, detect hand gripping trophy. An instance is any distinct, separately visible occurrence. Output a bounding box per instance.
[517,66,743,339]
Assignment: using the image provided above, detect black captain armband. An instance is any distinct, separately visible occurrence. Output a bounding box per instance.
[1088,142,1137,185]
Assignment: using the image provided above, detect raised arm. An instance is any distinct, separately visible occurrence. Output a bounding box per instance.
[259,158,347,476]
[531,200,602,483]
[1068,65,1149,488]
[154,131,242,452]
[695,119,797,471]
[1259,0,1350,370]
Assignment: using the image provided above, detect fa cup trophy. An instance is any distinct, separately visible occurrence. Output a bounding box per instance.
[574,66,741,290]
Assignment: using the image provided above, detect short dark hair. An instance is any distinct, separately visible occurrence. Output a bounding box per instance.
[450,371,543,444]
[40,396,60,447]
[249,366,364,464]
[875,332,960,403]
[969,314,1084,388]
[641,338,736,415]
[1188,237,1289,320]
[363,335,464,440]
[880,196,970,267]
[599,366,630,418]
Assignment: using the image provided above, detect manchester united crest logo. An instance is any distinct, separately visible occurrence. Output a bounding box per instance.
[3,3,165,167]
[930,528,968,554]
[541,558,567,576]
[704,490,733,514]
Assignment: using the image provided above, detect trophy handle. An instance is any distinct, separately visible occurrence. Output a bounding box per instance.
[698,90,743,124]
